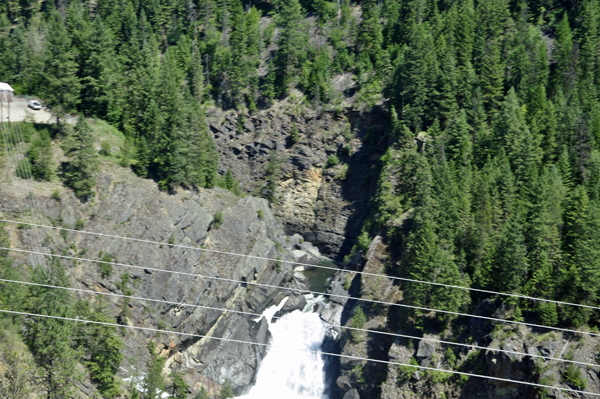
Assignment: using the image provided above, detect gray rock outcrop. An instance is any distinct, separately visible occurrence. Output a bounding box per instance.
[0,168,313,397]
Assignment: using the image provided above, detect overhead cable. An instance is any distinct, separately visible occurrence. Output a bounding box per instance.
[1,218,599,313]
[3,246,600,339]
[0,276,597,369]
[0,308,595,397]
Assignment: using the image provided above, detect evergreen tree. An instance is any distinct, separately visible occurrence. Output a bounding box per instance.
[551,12,575,96]
[26,129,54,182]
[77,299,124,398]
[43,11,81,125]
[24,259,84,399]
[64,118,99,200]
[219,380,234,399]
[274,0,308,97]
[143,342,167,399]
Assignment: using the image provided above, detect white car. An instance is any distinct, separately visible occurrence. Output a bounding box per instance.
[27,100,42,110]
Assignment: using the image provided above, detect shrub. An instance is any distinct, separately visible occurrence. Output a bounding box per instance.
[326,155,340,167]
[51,189,61,201]
[100,254,113,279]
[562,364,587,389]
[274,257,282,271]
[257,209,264,219]
[213,211,223,229]
[15,158,31,179]
[350,306,367,343]
[75,219,85,230]
[289,123,300,145]
[100,140,111,156]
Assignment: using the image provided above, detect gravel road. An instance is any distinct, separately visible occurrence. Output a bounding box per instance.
[0,97,56,124]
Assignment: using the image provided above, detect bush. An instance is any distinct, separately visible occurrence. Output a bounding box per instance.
[326,155,340,168]
[213,211,223,229]
[51,189,61,201]
[257,209,264,219]
[100,140,111,156]
[99,254,113,278]
[75,219,85,230]
[273,257,282,271]
[289,123,300,145]
[350,306,367,343]
[562,364,587,389]
[15,158,31,179]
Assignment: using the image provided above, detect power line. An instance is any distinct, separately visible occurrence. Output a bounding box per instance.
[4,246,600,339]
[0,308,595,397]
[2,218,599,313]
[1,276,597,369]
[0,120,46,266]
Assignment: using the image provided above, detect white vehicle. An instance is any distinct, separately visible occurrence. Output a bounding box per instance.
[27,100,42,110]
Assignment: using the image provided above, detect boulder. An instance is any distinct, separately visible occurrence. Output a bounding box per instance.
[343,389,360,399]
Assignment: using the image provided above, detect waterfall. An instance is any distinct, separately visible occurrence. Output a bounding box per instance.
[237,295,330,399]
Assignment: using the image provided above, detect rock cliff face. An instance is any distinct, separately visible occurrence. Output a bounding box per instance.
[207,105,388,258]
[0,166,316,397]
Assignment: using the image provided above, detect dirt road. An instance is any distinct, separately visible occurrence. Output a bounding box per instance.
[0,97,56,124]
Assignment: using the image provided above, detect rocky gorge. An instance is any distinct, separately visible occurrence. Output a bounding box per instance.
[3,103,600,399]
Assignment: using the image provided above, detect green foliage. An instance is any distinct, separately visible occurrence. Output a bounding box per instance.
[170,372,189,399]
[100,254,113,279]
[289,123,300,145]
[219,380,234,399]
[273,257,282,272]
[194,387,210,399]
[63,118,99,200]
[0,351,38,399]
[562,364,587,389]
[24,259,84,399]
[257,209,264,219]
[326,155,340,168]
[350,306,367,343]
[218,168,242,196]
[77,298,124,398]
[24,128,54,181]
[143,342,167,399]
[75,218,85,230]
[261,151,280,203]
[213,211,223,229]
[51,189,61,201]
[100,140,111,156]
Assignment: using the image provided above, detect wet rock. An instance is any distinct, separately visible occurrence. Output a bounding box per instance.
[319,301,344,326]
[273,292,307,319]
[343,388,360,399]
[326,271,351,306]
[337,375,353,391]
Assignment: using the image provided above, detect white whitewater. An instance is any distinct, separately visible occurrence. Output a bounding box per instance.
[237,295,329,399]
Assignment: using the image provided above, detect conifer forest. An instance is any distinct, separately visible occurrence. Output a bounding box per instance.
[2,0,600,397]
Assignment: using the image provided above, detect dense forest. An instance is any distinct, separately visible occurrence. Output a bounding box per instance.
[2,0,600,397]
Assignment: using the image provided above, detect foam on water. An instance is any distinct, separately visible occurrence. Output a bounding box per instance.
[237,295,329,399]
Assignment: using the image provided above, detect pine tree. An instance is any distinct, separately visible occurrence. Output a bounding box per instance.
[454,0,475,66]
[274,0,308,97]
[43,11,81,125]
[479,41,504,113]
[219,380,234,399]
[446,109,472,165]
[357,0,383,69]
[144,342,167,399]
[551,12,575,96]
[26,130,53,182]
[78,299,124,398]
[64,118,99,200]
[24,259,84,399]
